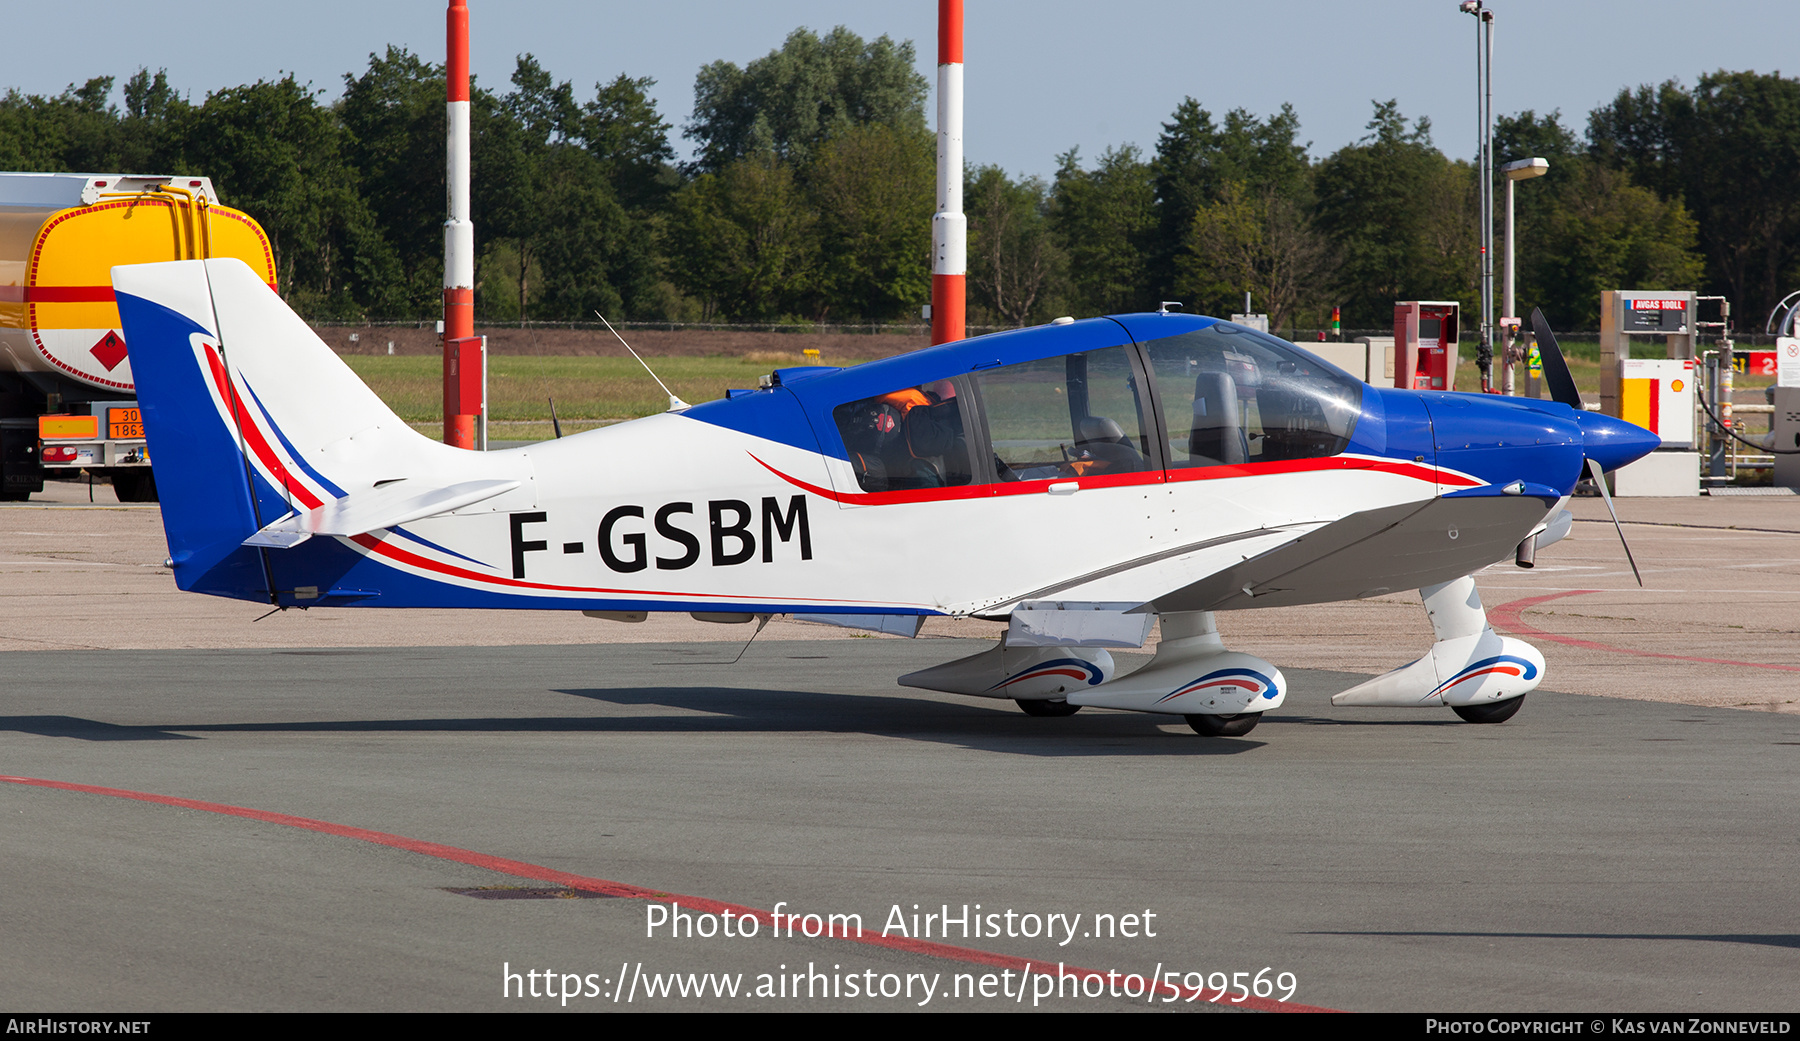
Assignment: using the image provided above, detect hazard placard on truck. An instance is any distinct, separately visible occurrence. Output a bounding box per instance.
[0,172,277,501]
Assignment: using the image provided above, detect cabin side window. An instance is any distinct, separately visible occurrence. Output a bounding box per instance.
[1140,324,1360,470]
[970,346,1152,481]
[832,379,973,493]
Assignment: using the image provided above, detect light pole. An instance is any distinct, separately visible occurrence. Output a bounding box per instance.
[1460,1,1495,392]
[1501,156,1548,395]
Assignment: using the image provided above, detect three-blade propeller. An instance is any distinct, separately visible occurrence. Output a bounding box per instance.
[1529,307,1643,587]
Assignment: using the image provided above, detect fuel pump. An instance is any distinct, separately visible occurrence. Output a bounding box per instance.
[1393,302,1461,391]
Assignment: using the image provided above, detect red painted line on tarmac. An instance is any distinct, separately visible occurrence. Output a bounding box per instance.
[0,774,1339,1013]
[1489,590,1800,673]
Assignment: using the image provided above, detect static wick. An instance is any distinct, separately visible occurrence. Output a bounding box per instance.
[595,311,689,411]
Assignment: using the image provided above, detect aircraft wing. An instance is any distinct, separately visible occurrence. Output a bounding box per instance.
[978,522,1328,614]
[986,493,1551,617]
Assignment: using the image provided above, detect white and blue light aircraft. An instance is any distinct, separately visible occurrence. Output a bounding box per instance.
[112,259,1657,737]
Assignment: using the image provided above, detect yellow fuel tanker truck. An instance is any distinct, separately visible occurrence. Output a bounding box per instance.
[0,172,278,501]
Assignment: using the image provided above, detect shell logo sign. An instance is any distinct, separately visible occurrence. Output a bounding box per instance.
[1619,358,1695,448]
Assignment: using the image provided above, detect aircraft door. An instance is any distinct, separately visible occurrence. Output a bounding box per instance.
[821,339,1162,612]
[968,346,1155,484]
[959,345,1164,598]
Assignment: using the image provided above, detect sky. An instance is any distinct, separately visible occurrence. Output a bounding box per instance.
[5,1,1793,179]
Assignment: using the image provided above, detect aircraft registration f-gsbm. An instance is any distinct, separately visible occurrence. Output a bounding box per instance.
[112,259,1658,738]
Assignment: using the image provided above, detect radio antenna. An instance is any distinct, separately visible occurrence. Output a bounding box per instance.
[595,311,689,411]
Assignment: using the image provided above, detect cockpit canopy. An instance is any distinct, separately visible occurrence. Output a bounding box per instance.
[823,316,1362,493]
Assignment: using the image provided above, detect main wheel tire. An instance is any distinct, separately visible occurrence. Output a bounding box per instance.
[1451,694,1526,724]
[110,470,158,503]
[1016,698,1081,717]
[1185,712,1261,737]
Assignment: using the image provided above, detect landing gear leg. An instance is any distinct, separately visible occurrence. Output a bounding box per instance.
[1331,576,1543,719]
[1064,611,1286,734]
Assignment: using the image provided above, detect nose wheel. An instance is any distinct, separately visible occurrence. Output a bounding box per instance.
[1016,698,1082,717]
[1185,712,1261,737]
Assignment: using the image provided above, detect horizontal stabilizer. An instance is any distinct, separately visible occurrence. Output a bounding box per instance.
[243,479,519,549]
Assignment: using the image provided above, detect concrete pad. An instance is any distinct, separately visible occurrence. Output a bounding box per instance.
[0,642,1795,1012]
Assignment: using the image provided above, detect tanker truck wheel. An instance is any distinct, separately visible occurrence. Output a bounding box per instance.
[1451,695,1525,724]
[1016,698,1081,717]
[1186,712,1261,737]
[110,470,158,503]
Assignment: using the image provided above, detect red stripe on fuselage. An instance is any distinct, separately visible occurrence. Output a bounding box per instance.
[753,452,1474,507]
[346,532,922,607]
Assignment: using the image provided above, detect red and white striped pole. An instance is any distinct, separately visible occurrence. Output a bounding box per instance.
[930,0,966,345]
[443,0,480,448]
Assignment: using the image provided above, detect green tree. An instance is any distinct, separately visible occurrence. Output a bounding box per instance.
[805,123,932,321]
[668,155,817,320]
[576,73,682,319]
[478,56,660,323]
[472,75,538,323]
[0,76,124,172]
[1495,110,1702,328]
[116,69,187,172]
[965,165,1066,326]
[504,53,580,145]
[530,145,634,321]
[1495,108,1581,171]
[482,55,575,322]
[686,26,927,172]
[1178,181,1330,332]
[1150,99,1311,301]
[175,75,395,316]
[1314,101,1474,326]
[580,74,677,213]
[1589,71,1800,322]
[1049,145,1156,316]
[338,47,445,316]
[1526,163,1704,328]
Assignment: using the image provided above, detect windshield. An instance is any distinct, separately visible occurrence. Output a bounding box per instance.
[1138,323,1361,469]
